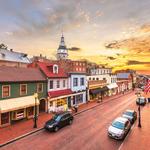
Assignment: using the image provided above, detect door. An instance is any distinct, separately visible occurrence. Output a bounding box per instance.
[39,99,46,112]
[67,97,71,108]
[59,115,67,127]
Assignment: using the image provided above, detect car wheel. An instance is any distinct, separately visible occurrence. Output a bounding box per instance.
[69,120,73,125]
[54,126,59,132]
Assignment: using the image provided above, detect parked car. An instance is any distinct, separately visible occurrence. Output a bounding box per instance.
[122,109,137,124]
[136,97,147,106]
[44,112,74,132]
[108,117,131,140]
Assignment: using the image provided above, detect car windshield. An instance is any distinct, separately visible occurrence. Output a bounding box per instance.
[112,121,125,130]
[124,111,133,116]
[53,115,61,122]
[137,98,145,102]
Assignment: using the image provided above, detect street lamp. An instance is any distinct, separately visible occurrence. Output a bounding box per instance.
[33,93,38,128]
[137,93,141,128]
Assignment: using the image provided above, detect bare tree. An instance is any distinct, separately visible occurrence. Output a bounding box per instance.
[0,43,7,49]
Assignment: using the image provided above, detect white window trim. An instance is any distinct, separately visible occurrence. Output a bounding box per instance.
[20,84,27,96]
[2,85,11,98]
[37,83,43,93]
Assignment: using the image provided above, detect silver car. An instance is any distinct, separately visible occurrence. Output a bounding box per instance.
[108,117,131,140]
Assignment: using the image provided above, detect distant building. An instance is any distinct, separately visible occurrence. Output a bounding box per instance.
[57,34,68,60]
[0,48,31,67]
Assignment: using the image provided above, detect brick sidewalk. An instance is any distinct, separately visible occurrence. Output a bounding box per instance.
[0,90,133,145]
[120,103,150,150]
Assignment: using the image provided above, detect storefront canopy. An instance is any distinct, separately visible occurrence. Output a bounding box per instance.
[107,83,118,90]
[0,96,39,113]
[90,86,108,95]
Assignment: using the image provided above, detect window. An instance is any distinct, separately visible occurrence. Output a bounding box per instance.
[89,77,91,80]
[20,84,27,95]
[56,80,60,88]
[2,85,10,98]
[76,94,83,104]
[49,80,53,89]
[53,65,58,74]
[63,80,66,88]
[37,83,43,93]
[80,78,85,86]
[93,78,95,80]
[73,78,78,86]
[96,78,99,80]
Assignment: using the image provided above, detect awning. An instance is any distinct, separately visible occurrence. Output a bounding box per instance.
[48,89,73,100]
[90,86,108,95]
[107,83,118,89]
[0,96,39,113]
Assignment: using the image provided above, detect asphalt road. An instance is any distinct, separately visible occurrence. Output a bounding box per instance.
[1,92,138,150]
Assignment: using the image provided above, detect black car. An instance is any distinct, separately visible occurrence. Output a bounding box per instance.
[122,109,137,124]
[136,97,147,106]
[44,112,74,132]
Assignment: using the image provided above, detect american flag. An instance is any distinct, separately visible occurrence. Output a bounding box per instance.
[144,79,150,93]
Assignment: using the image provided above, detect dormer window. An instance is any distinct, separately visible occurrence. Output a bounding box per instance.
[53,64,58,74]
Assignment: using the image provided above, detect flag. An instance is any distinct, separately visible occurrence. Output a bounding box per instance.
[144,79,150,94]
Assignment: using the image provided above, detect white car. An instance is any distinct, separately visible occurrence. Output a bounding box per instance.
[108,117,131,140]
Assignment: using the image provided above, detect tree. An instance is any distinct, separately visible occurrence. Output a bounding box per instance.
[0,43,7,49]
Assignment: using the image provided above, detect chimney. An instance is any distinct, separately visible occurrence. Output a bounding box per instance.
[10,49,13,52]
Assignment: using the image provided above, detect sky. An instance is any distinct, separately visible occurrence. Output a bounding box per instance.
[0,0,150,72]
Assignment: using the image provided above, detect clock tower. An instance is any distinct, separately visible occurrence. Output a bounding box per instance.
[57,34,68,60]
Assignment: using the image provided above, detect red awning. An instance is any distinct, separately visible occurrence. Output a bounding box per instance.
[48,89,73,98]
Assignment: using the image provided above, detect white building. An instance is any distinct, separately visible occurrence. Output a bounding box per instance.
[69,73,87,106]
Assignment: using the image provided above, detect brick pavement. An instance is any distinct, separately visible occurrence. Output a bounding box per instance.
[0,90,132,145]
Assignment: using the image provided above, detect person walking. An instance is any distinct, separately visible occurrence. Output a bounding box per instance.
[74,104,78,113]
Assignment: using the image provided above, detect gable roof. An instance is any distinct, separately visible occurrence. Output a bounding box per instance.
[0,66,46,82]
[0,48,31,63]
[37,62,68,78]
[117,73,131,79]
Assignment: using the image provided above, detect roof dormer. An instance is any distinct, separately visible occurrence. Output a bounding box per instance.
[53,64,58,74]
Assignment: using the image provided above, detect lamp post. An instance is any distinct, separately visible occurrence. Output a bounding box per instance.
[33,93,38,128]
[137,93,141,128]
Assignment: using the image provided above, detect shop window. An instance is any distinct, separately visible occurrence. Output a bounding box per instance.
[56,99,66,107]
[73,78,78,86]
[2,85,10,98]
[49,80,53,89]
[80,78,85,86]
[76,94,83,104]
[63,80,66,88]
[16,109,25,119]
[20,84,27,95]
[1,112,9,125]
[56,80,60,88]
[37,83,43,93]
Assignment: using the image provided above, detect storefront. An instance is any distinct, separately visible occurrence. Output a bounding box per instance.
[72,91,86,106]
[0,96,39,127]
[89,86,109,100]
[107,83,118,96]
[48,89,73,113]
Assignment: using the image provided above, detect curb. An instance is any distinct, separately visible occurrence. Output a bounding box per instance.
[0,91,133,148]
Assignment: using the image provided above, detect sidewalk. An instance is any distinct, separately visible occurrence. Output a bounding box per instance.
[0,90,133,146]
[120,103,150,150]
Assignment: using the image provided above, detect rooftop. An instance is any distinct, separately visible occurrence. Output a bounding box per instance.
[0,66,46,82]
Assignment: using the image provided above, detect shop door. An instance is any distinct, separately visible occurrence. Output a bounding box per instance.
[1,112,10,125]
[67,97,71,108]
[39,99,46,112]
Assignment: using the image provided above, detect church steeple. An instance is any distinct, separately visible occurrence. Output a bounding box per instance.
[57,33,68,60]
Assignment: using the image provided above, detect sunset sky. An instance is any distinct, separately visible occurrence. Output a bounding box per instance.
[0,0,150,72]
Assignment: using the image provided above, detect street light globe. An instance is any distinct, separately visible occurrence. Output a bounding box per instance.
[34,93,38,99]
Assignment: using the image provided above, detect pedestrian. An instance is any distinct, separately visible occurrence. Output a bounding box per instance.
[74,104,78,113]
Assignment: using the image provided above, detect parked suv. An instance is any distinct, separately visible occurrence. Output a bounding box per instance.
[122,109,137,124]
[136,97,147,106]
[44,112,74,132]
[108,117,131,140]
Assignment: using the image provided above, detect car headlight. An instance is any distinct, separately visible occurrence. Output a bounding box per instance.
[48,125,53,128]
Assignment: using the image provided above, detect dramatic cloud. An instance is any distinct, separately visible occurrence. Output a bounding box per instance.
[107,56,116,60]
[127,60,150,65]
[68,47,81,51]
